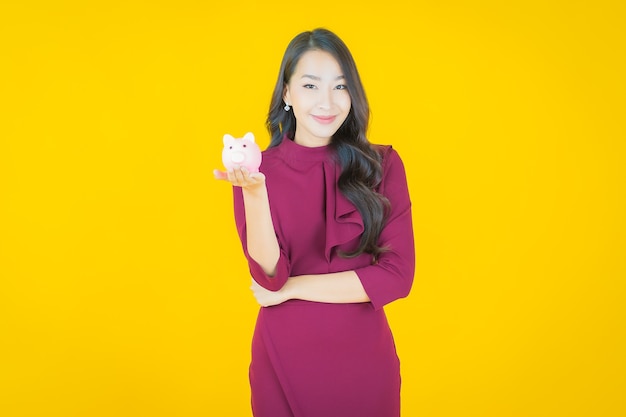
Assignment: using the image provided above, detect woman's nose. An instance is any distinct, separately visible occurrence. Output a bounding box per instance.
[318,88,332,110]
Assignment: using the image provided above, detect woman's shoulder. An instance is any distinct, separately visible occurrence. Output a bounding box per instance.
[259,142,285,164]
[371,144,409,195]
[372,143,393,159]
[261,145,281,158]
[371,143,403,168]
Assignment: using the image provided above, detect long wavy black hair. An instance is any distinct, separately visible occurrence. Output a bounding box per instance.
[266,28,389,260]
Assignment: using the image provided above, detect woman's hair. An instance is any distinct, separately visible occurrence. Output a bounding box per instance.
[266,28,389,261]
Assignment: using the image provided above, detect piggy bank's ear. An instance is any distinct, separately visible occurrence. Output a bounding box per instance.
[243,132,255,143]
[223,134,234,145]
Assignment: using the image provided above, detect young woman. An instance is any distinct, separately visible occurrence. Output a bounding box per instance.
[214,28,415,417]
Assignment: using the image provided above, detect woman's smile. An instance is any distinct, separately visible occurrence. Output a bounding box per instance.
[312,115,337,124]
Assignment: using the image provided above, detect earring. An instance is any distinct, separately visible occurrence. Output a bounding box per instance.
[284,103,291,111]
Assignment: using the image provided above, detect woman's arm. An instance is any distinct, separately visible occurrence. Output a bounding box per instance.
[214,167,280,276]
[250,271,370,307]
[241,183,280,276]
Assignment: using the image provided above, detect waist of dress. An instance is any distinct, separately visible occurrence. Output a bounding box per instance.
[258,299,387,321]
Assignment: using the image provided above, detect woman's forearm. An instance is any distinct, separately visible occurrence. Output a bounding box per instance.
[284,271,370,304]
[242,185,280,276]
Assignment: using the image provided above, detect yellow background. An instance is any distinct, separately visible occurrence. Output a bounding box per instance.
[1,1,624,416]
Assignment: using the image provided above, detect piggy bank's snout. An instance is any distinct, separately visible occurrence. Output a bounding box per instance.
[229,152,245,163]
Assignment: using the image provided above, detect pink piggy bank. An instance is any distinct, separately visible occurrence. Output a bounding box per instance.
[222,132,262,173]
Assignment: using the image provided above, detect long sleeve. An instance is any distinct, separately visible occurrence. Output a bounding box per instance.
[233,187,292,291]
[355,148,415,310]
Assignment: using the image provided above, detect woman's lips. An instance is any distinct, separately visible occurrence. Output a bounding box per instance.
[312,115,336,124]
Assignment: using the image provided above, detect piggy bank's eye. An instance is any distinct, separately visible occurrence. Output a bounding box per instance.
[229,146,233,149]
[243,144,247,147]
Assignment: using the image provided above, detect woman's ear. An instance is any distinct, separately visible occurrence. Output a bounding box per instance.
[283,86,291,105]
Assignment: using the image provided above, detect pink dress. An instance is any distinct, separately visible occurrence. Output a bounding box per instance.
[233,138,415,417]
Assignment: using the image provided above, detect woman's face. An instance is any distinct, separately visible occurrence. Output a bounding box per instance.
[284,50,352,147]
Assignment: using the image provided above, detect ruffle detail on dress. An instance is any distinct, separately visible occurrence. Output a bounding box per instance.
[323,161,364,263]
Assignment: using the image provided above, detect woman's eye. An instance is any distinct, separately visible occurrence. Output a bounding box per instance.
[335,84,348,90]
[303,84,316,89]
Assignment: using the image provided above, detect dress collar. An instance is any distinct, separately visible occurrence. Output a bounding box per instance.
[277,136,331,162]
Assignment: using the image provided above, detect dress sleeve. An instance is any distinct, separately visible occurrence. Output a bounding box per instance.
[354,148,416,310]
[233,187,292,291]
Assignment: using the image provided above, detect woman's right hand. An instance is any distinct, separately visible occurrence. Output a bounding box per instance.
[213,166,266,191]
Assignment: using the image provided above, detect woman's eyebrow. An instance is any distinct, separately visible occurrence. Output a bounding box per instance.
[301,74,346,81]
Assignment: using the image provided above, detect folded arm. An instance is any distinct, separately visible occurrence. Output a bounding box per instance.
[251,271,370,307]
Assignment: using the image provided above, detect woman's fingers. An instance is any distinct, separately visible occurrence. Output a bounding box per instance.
[233,167,264,187]
[228,167,245,185]
[231,167,247,183]
[250,279,284,307]
[213,169,228,180]
[214,167,265,188]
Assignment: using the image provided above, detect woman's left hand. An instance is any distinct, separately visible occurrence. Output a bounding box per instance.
[250,279,291,307]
